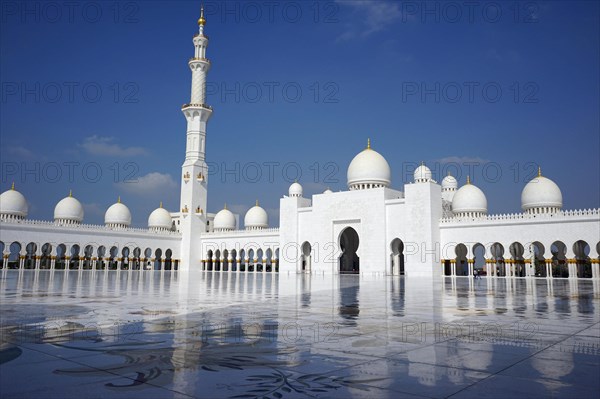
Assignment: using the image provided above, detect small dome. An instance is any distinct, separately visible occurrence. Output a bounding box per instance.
[347,139,391,190]
[521,168,562,213]
[323,188,333,194]
[452,177,487,216]
[244,201,268,229]
[441,174,458,190]
[414,163,432,183]
[54,192,84,223]
[105,198,132,227]
[148,203,172,230]
[213,205,236,231]
[0,184,28,219]
[289,181,303,197]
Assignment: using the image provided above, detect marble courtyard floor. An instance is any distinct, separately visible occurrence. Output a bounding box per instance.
[0,271,598,398]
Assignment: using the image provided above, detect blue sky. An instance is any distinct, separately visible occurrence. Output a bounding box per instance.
[1,0,599,227]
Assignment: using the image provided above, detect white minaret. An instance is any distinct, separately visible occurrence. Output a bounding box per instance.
[179,5,212,271]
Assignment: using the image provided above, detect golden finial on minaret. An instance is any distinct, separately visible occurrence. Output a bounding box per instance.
[160,201,163,208]
[11,182,15,190]
[466,175,471,185]
[421,161,425,166]
[224,203,227,210]
[255,200,259,206]
[367,138,371,149]
[447,171,451,176]
[198,3,206,26]
[69,190,72,197]
[117,196,121,203]
[538,166,542,177]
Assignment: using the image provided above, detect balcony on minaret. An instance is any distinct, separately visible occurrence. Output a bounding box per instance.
[181,103,212,111]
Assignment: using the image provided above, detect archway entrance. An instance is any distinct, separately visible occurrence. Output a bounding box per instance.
[301,242,311,273]
[390,238,404,275]
[339,227,359,274]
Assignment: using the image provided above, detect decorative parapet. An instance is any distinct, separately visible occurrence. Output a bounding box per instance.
[0,218,181,236]
[440,208,600,225]
[202,228,280,237]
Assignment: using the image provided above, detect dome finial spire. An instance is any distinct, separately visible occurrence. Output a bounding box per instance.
[466,175,471,185]
[11,182,15,190]
[118,196,121,203]
[255,199,259,206]
[367,138,371,149]
[160,201,163,208]
[224,203,227,210]
[198,2,206,26]
[538,166,542,177]
[69,189,72,197]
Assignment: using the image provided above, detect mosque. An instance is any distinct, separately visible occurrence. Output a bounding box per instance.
[1,8,599,280]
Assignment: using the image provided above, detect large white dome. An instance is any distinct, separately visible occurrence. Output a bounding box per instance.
[244,201,268,229]
[347,140,391,190]
[288,181,303,197]
[54,192,84,223]
[414,163,432,183]
[521,169,562,212]
[105,198,132,227]
[213,205,236,231]
[0,185,28,219]
[148,203,172,230]
[452,178,487,215]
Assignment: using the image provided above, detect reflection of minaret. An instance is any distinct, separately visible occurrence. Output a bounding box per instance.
[180,5,212,271]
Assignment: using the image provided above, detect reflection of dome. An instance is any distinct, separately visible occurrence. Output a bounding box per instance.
[0,183,28,220]
[105,198,132,228]
[54,191,84,224]
[531,351,573,381]
[414,163,432,183]
[288,181,303,197]
[452,177,487,217]
[244,201,268,230]
[148,203,172,231]
[347,139,391,190]
[213,205,236,231]
[521,167,562,214]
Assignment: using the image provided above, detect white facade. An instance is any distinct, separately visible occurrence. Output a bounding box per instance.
[1,10,599,280]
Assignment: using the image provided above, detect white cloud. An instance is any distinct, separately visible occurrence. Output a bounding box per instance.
[80,135,149,157]
[7,146,36,160]
[82,202,104,217]
[437,156,490,165]
[116,172,177,196]
[336,0,402,41]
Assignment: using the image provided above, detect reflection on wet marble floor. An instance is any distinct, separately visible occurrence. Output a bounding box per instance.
[1,271,598,398]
